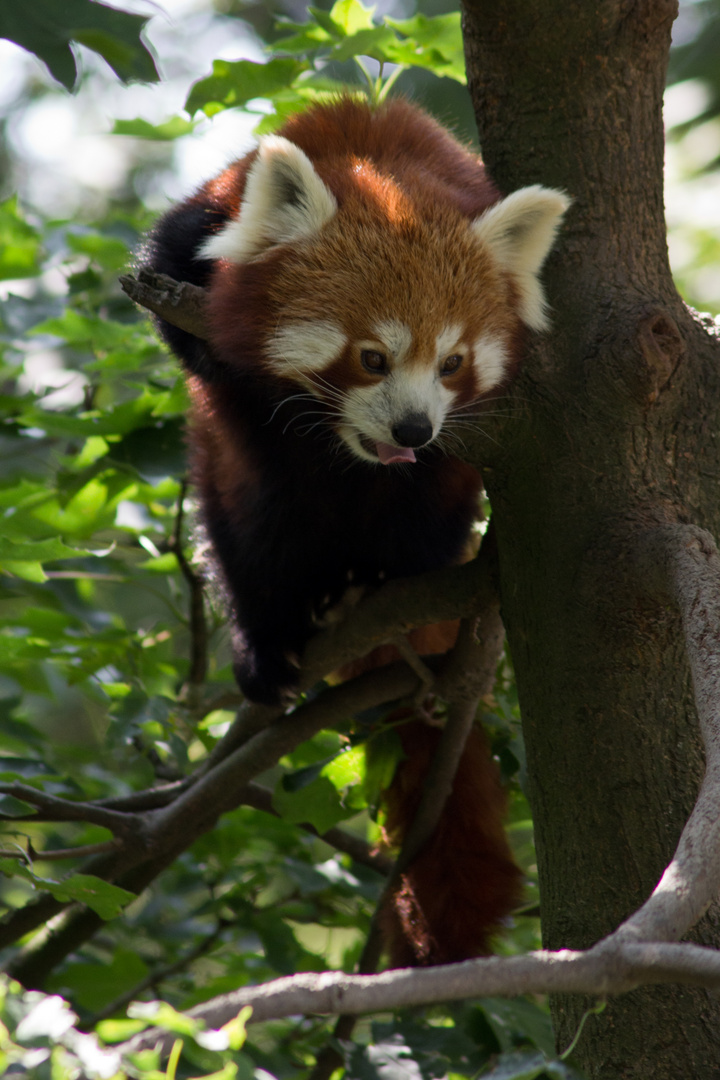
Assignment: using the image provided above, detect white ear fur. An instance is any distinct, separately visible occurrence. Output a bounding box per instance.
[199,136,338,263]
[471,185,571,331]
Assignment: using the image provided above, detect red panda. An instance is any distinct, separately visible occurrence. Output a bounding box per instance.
[143,97,569,965]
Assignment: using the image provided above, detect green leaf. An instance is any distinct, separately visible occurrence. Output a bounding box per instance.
[0,861,134,918]
[42,873,136,919]
[32,308,135,350]
[138,552,179,573]
[66,231,130,270]
[185,58,307,118]
[0,537,90,564]
[0,561,47,583]
[273,773,355,834]
[55,948,149,1010]
[0,0,158,90]
[220,1006,252,1051]
[112,116,198,140]
[363,725,404,808]
[0,198,41,281]
[330,25,399,65]
[128,999,202,1037]
[0,796,36,817]
[327,0,376,35]
[274,22,333,56]
[479,998,555,1059]
[385,13,466,82]
[322,746,365,789]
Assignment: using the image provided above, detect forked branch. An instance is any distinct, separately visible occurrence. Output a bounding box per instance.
[119,519,720,1060]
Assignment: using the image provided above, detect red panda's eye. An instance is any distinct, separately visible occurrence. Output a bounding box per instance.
[441,354,463,375]
[361,350,388,374]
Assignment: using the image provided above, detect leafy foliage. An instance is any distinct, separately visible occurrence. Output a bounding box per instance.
[185,0,466,128]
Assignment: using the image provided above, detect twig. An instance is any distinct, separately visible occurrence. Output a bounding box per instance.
[86,920,227,1026]
[0,784,143,838]
[26,840,121,861]
[172,478,208,689]
[240,783,392,875]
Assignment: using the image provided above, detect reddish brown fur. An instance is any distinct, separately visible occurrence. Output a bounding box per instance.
[379,721,523,966]
[145,98,536,968]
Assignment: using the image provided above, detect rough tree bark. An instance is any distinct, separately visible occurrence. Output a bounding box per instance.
[461,1,720,1076]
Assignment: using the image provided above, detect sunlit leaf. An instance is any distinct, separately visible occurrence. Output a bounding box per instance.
[185,58,306,117]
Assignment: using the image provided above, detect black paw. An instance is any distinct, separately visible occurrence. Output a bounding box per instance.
[233,649,301,707]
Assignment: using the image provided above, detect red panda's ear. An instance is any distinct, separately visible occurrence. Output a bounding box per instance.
[199,137,338,263]
[471,186,571,331]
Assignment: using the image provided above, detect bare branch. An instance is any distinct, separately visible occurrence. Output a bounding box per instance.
[121,938,720,1058]
[0,783,143,838]
[150,662,420,846]
[119,270,209,338]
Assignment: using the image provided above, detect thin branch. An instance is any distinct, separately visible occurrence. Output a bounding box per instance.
[149,662,420,847]
[86,920,227,1026]
[120,939,720,1058]
[172,478,208,689]
[26,840,121,861]
[240,783,392,875]
[0,784,143,838]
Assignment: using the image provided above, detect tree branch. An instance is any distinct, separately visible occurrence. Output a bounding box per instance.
[119,270,209,338]
[616,523,720,943]
[307,559,506,1080]
[114,516,720,1063]
[121,939,720,1058]
[0,783,144,838]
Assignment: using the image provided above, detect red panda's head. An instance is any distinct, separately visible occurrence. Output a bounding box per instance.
[201,134,570,466]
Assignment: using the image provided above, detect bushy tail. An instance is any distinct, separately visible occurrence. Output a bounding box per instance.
[378,720,523,966]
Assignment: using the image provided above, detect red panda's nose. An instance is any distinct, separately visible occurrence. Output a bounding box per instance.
[392,415,433,448]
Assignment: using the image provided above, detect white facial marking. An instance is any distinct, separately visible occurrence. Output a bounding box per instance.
[373,319,412,363]
[435,323,464,361]
[266,320,346,377]
[340,364,454,463]
[473,333,509,391]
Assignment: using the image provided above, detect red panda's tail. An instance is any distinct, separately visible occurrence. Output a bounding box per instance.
[377,719,523,966]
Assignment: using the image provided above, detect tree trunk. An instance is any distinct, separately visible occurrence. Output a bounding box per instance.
[461,2,720,1076]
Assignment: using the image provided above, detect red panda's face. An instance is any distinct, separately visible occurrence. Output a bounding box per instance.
[261,209,518,465]
[201,133,570,466]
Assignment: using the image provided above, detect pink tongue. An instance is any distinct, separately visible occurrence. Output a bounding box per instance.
[375,442,416,465]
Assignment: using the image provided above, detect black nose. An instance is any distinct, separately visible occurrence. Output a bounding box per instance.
[391,414,433,448]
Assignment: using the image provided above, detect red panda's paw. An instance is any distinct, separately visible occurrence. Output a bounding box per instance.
[232,649,300,707]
